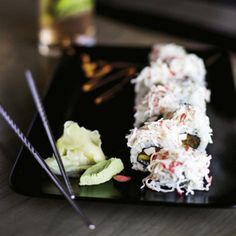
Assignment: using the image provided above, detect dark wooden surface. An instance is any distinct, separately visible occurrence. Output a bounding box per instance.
[0,0,236,235]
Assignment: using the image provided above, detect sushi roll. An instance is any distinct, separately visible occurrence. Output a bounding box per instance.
[127,43,212,195]
[134,83,210,127]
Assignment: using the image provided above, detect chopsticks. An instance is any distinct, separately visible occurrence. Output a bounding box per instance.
[25,70,75,199]
[0,105,95,230]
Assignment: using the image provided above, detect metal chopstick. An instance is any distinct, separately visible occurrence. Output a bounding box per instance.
[0,105,95,230]
[25,70,75,199]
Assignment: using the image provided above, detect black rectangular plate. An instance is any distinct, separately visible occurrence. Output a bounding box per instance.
[10,46,236,208]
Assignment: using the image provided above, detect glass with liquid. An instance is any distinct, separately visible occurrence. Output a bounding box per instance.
[39,0,96,57]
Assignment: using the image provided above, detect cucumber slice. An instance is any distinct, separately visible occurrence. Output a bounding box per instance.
[79,158,124,186]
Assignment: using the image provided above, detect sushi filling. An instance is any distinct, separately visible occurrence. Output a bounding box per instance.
[137,147,161,166]
[182,133,200,149]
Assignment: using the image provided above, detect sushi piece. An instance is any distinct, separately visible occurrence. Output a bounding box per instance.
[127,119,212,194]
[127,105,212,171]
[133,54,206,104]
[127,115,212,195]
[133,61,170,104]
[134,85,178,127]
[134,83,210,127]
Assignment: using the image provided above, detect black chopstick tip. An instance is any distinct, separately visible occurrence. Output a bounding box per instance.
[71,195,76,200]
[89,224,96,230]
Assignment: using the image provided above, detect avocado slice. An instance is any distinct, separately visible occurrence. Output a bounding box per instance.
[79,158,124,186]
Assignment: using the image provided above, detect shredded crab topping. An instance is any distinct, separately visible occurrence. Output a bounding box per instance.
[127,43,213,195]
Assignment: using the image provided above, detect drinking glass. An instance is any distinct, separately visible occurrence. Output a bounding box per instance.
[38,0,96,57]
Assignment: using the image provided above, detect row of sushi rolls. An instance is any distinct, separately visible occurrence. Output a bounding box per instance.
[46,43,213,195]
[126,43,213,195]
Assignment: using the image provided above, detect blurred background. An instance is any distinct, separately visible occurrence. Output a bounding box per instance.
[98,0,236,51]
[1,0,235,126]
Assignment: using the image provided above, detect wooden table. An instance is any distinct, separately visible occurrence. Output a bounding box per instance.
[0,1,236,235]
